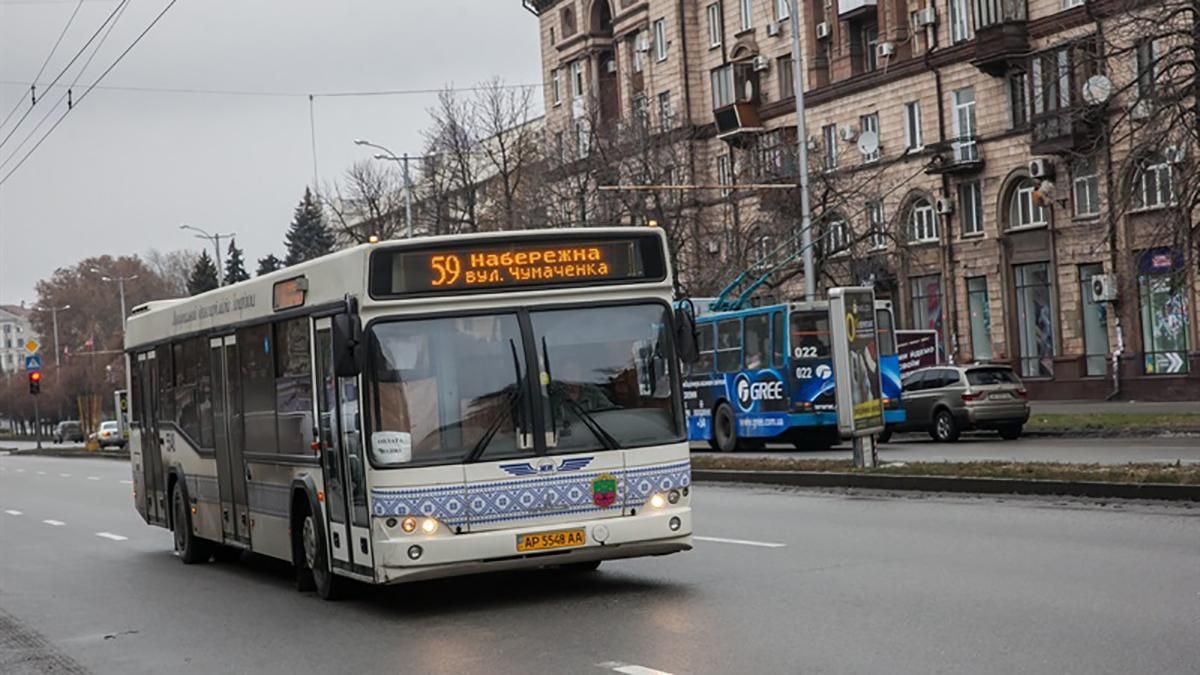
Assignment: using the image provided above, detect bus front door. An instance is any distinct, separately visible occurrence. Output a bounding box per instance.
[314,318,373,576]
[211,336,250,545]
[136,351,167,526]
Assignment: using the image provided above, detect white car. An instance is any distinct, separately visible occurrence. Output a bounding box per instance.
[96,421,126,449]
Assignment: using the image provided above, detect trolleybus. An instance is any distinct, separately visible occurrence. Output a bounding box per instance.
[125,228,695,598]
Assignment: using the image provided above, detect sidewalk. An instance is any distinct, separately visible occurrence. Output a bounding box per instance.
[1031,400,1200,415]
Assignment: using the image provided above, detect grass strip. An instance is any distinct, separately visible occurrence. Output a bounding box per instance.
[1025,413,1200,434]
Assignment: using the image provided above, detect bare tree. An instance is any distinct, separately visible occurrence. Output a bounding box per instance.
[472,79,542,230]
[144,248,199,298]
[325,160,405,244]
[426,89,481,232]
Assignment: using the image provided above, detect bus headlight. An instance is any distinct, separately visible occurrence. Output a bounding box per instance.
[401,517,418,533]
[649,493,667,509]
[420,518,439,535]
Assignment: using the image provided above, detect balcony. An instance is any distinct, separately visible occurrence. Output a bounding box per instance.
[925,136,984,175]
[1030,107,1105,156]
[714,102,764,146]
[971,0,1028,76]
[838,0,877,20]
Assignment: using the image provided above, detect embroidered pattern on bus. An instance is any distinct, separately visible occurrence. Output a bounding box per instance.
[369,460,690,528]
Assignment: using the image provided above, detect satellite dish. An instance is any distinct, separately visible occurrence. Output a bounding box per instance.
[1082,75,1113,106]
[857,130,880,157]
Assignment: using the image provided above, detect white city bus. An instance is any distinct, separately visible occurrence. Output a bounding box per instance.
[124,228,695,598]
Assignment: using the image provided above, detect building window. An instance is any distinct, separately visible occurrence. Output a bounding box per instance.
[630,33,646,73]
[554,131,565,162]
[1132,156,1175,211]
[717,153,733,197]
[821,123,838,170]
[859,112,879,162]
[1138,249,1189,374]
[1009,179,1048,229]
[550,26,557,44]
[561,6,577,35]
[823,218,850,256]
[1079,264,1110,377]
[1063,0,1085,7]
[951,87,977,161]
[711,65,735,108]
[903,100,922,150]
[967,276,993,361]
[551,68,561,106]
[658,91,673,129]
[740,0,753,31]
[1014,262,1055,378]
[1072,158,1100,217]
[910,274,945,348]
[854,21,879,74]
[959,180,984,236]
[867,200,886,249]
[654,18,668,61]
[949,0,972,43]
[776,0,790,20]
[909,199,938,243]
[570,60,584,98]
[576,120,590,157]
[631,94,649,128]
[707,3,722,48]
[778,54,795,99]
[1135,39,1156,101]
[1008,70,1029,128]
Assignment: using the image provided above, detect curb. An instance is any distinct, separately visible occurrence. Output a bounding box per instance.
[5,448,130,461]
[694,469,1200,502]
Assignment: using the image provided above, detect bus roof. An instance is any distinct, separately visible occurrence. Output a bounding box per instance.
[125,227,671,351]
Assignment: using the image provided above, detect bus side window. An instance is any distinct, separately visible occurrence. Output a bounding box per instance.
[716,319,741,372]
[875,308,896,356]
[695,323,715,373]
[772,311,785,367]
[743,314,770,371]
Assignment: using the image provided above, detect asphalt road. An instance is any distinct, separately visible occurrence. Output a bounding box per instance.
[693,435,1200,465]
[2,454,1198,675]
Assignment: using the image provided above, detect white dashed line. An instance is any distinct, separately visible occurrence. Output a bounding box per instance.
[694,535,787,549]
[4,510,22,516]
[42,520,65,526]
[35,471,46,475]
[87,476,100,481]
[95,532,128,541]
[598,662,674,675]
[120,480,132,485]
[15,469,24,473]
[59,473,72,478]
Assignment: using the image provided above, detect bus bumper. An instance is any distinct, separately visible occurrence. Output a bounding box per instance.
[375,507,693,584]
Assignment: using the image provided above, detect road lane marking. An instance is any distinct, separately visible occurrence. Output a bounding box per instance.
[598,662,674,675]
[120,480,132,485]
[87,476,100,481]
[4,510,22,516]
[59,473,72,477]
[43,520,65,526]
[36,471,46,475]
[95,532,128,541]
[694,535,786,549]
[15,469,24,473]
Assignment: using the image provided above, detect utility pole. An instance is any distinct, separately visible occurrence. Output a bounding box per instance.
[49,304,69,369]
[789,0,816,302]
[180,224,236,286]
[355,139,438,240]
[402,153,414,240]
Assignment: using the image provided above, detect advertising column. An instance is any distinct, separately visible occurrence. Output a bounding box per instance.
[829,288,885,467]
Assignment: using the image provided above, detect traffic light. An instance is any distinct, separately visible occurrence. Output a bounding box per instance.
[28,371,41,395]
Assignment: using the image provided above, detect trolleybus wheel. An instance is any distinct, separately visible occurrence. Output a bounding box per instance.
[711,402,738,453]
[876,429,893,444]
[172,485,210,565]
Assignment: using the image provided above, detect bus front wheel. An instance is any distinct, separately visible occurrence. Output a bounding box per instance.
[172,485,210,565]
[711,403,738,453]
[299,510,344,601]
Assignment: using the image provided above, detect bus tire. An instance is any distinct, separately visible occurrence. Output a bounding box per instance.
[298,509,344,601]
[711,403,738,453]
[172,484,210,565]
[877,429,893,444]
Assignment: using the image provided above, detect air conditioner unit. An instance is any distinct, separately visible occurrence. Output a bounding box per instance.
[636,34,651,53]
[816,22,831,39]
[935,197,954,215]
[913,7,937,27]
[1130,100,1152,120]
[1029,158,1054,178]
[839,124,858,142]
[877,42,896,58]
[706,240,721,254]
[1091,274,1118,303]
[1164,145,1185,163]
[766,22,780,37]
[752,55,771,72]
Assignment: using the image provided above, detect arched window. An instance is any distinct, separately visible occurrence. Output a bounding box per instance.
[589,0,613,35]
[1007,178,1048,229]
[1131,153,1176,211]
[821,217,850,256]
[907,198,938,243]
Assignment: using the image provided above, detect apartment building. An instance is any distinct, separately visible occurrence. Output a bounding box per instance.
[522,0,1199,400]
[0,304,35,375]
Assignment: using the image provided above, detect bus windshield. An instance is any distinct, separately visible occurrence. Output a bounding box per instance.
[790,311,831,360]
[367,303,680,467]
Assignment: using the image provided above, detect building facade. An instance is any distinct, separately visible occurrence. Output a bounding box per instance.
[522,0,1200,400]
[0,304,35,375]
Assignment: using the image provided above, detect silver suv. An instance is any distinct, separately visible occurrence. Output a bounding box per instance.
[895,364,1030,442]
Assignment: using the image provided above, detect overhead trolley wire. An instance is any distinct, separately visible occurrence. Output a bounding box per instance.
[0,0,85,133]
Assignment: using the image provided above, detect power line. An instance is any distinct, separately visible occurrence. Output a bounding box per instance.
[0,79,544,98]
[0,0,179,187]
[0,0,85,134]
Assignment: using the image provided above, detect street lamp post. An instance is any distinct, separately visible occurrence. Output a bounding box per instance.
[355,139,438,240]
[91,269,138,332]
[788,0,816,302]
[43,304,70,369]
[179,224,236,286]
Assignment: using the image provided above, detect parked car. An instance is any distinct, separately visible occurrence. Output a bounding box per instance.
[96,421,126,449]
[53,421,85,444]
[893,364,1030,442]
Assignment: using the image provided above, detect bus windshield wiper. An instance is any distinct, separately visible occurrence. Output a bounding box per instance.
[542,336,621,451]
[467,340,524,462]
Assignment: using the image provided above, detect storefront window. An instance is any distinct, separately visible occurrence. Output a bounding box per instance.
[1079,264,1110,377]
[966,277,992,361]
[910,274,944,360]
[1014,262,1055,378]
[1138,249,1190,374]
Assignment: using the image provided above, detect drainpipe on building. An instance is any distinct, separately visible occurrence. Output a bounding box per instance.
[1091,6,1123,400]
[925,28,959,364]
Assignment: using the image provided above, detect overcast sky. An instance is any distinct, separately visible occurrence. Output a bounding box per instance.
[0,0,543,304]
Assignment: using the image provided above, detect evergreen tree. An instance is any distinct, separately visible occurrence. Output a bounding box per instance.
[256,254,284,276]
[284,187,335,265]
[187,250,220,295]
[224,239,250,285]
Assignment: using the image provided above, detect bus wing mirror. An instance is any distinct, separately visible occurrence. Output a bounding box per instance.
[674,302,700,365]
[332,313,364,378]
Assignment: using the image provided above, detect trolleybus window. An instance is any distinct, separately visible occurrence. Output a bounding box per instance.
[772,311,785,367]
[790,311,831,359]
[743,314,770,370]
[695,322,715,373]
[716,319,742,372]
[876,308,896,356]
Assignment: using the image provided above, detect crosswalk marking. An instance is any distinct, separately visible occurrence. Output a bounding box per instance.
[87,476,100,481]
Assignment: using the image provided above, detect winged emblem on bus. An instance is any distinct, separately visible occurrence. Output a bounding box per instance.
[500,457,594,476]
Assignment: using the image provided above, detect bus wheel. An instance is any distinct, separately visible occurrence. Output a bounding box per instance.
[172,485,209,564]
[300,511,343,601]
[711,403,738,453]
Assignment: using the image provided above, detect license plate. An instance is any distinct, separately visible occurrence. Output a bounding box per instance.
[989,393,1010,400]
[516,528,586,553]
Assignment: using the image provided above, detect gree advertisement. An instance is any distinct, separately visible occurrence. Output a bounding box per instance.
[830,288,885,437]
